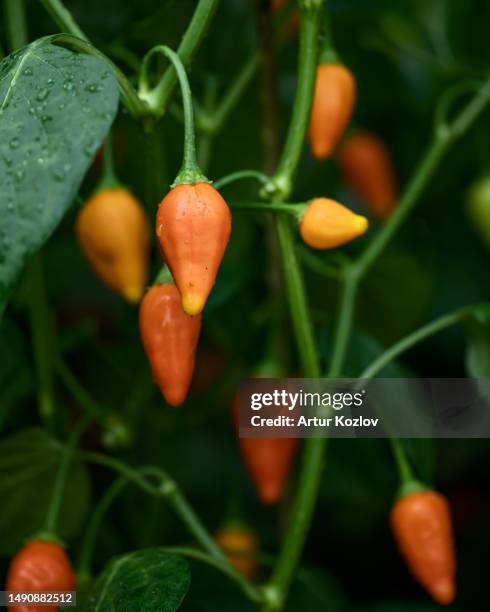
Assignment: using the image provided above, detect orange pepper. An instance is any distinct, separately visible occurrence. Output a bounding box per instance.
[139,283,201,406]
[156,183,232,316]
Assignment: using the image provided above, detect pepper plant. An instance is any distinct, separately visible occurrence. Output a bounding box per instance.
[1,0,490,611]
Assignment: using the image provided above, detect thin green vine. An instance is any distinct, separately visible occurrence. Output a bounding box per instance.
[139,45,208,185]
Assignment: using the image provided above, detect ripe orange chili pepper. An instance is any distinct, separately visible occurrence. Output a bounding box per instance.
[5,539,75,612]
[299,197,368,249]
[391,490,456,605]
[214,524,259,578]
[156,182,232,316]
[339,131,397,220]
[234,397,297,505]
[76,188,150,303]
[139,283,201,407]
[308,63,356,159]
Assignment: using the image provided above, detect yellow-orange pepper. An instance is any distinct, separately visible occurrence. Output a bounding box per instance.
[299,198,368,249]
[214,525,259,579]
[76,188,150,303]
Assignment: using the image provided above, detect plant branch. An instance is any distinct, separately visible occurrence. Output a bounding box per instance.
[230,201,300,215]
[4,0,28,49]
[43,416,91,535]
[139,0,219,118]
[327,267,358,376]
[77,476,127,582]
[39,0,87,39]
[81,452,227,564]
[199,54,259,134]
[263,2,321,200]
[139,45,207,184]
[56,360,100,418]
[261,4,325,611]
[214,170,269,190]
[162,546,264,603]
[359,309,465,380]
[355,76,490,279]
[26,255,56,424]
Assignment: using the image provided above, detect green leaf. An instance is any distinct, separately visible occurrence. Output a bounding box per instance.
[0,38,119,312]
[0,428,91,554]
[80,550,190,612]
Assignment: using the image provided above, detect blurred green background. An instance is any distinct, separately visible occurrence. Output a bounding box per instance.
[1,0,489,610]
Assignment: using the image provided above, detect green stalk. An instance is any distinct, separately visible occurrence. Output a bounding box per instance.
[96,132,121,190]
[327,267,358,376]
[140,45,207,184]
[139,0,219,117]
[162,547,263,603]
[38,0,87,39]
[42,416,91,537]
[356,77,490,280]
[7,0,57,428]
[214,170,269,191]
[264,3,321,201]
[261,4,324,610]
[200,54,259,134]
[389,438,414,486]
[275,217,321,377]
[359,309,464,380]
[82,452,227,563]
[355,137,449,278]
[26,256,56,423]
[230,201,301,215]
[4,0,28,49]
[56,360,100,418]
[77,476,127,582]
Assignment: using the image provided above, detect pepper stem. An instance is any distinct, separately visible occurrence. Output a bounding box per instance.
[319,3,339,63]
[97,132,121,190]
[139,45,209,186]
[154,264,173,285]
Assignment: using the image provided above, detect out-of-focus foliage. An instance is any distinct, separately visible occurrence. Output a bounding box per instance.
[0,0,489,610]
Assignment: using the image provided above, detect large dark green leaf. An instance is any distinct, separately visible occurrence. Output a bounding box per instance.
[80,550,190,612]
[0,38,119,312]
[0,428,91,554]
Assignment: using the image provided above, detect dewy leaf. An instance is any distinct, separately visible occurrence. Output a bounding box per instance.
[0,38,119,312]
[0,428,91,555]
[80,550,190,612]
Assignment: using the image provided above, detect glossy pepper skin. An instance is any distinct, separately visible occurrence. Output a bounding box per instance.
[234,398,297,505]
[214,526,259,578]
[156,182,232,316]
[339,132,397,220]
[139,283,201,406]
[76,188,150,303]
[391,491,456,605]
[308,63,356,159]
[5,540,75,612]
[300,198,368,250]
